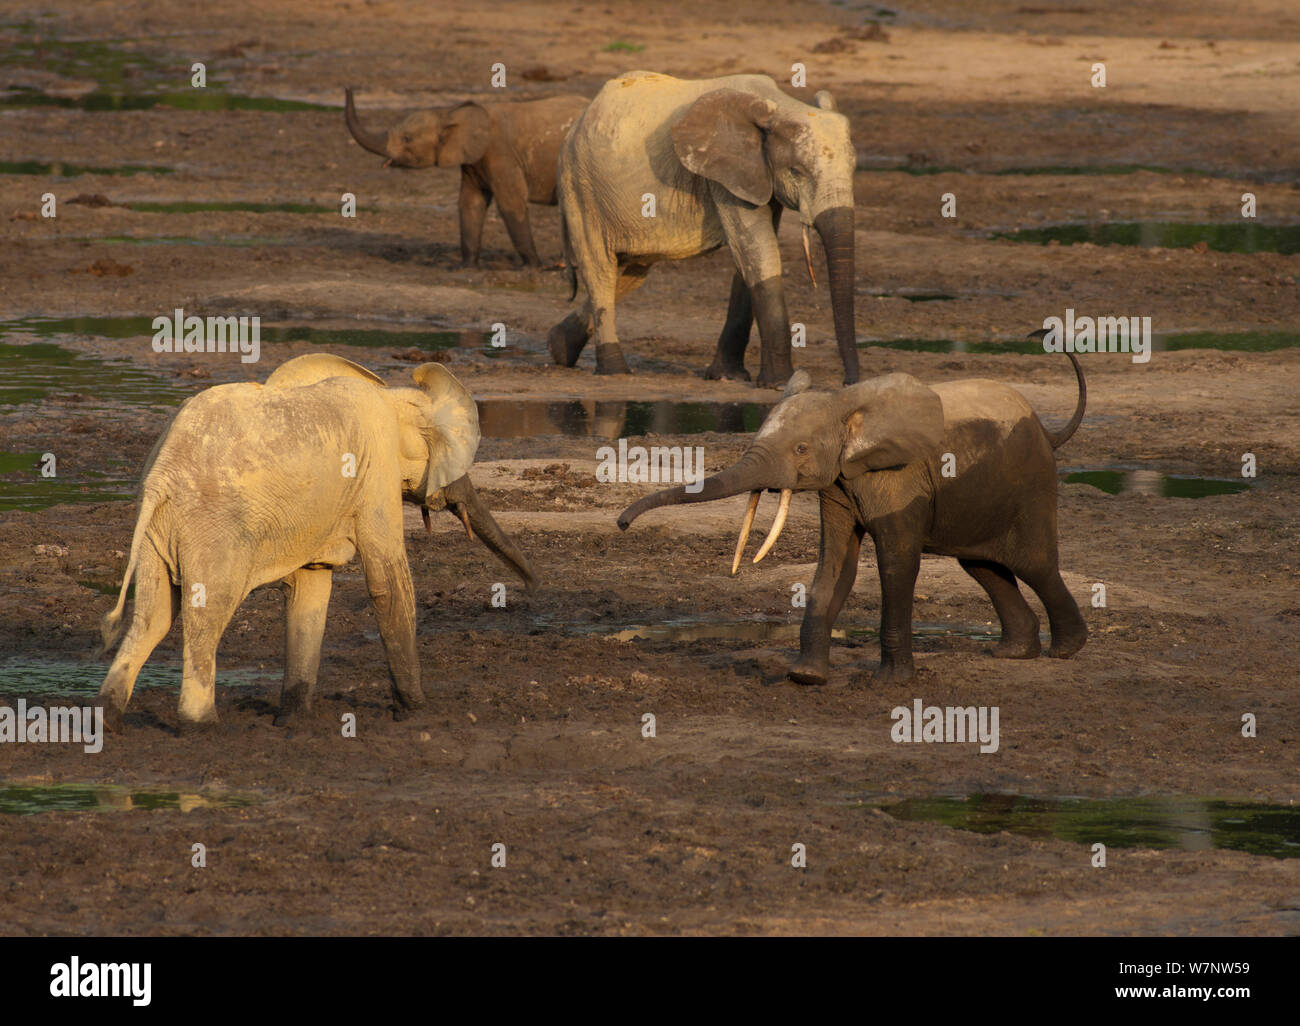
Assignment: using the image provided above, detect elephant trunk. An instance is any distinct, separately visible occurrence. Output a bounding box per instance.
[444,475,538,592]
[344,87,390,158]
[617,452,774,530]
[815,205,860,385]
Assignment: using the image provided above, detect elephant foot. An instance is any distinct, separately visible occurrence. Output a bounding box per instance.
[595,343,631,375]
[787,659,828,687]
[755,364,796,389]
[391,696,426,722]
[178,716,227,738]
[97,699,125,734]
[991,633,1042,660]
[704,357,751,382]
[871,657,916,686]
[546,313,590,367]
[273,706,311,729]
[1048,623,1087,659]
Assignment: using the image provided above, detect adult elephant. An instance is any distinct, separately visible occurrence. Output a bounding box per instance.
[344,88,587,267]
[98,354,537,731]
[547,71,860,387]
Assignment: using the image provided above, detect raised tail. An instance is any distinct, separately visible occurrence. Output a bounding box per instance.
[1046,351,1087,450]
[100,491,158,653]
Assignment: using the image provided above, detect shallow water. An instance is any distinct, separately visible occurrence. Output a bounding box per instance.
[877,793,1300,859]
[1064,468,1251,498]
[0,159,173,177]
[0,657,276,696]
[0,782,259,815]
[992,221,1300,254]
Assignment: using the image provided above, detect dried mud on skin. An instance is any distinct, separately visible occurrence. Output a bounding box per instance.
[0,0,1298,936]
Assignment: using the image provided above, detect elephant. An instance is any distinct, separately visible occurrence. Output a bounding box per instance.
[546,71,860,387]
[617,355,1089,685]
[97,353,537,731]
[344,87,587,267]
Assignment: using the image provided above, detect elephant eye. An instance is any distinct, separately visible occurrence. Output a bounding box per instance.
[795,443,809,456]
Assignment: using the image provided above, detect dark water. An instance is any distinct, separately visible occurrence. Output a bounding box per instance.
[0,339,188,408]
[879,794,1300,859]
[0,657,277,696]
[992,221,1300,254]
[0,783,259,815]
[0,160,173,177]
[1065,468,1251,498]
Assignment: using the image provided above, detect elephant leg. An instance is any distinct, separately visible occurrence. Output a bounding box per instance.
[547,310,592,367]
[491,164,542,267]
[177,580,243,727]
[958,558,1041,659]
[1017,564,1087,659]
[585,254,630,376]
[710,185,791,387]
[275,568,333,726]
[97,544,178,731]
[870,526,923,685]
[790,492,863,686]
[357,535,424,717]
[707,205,781,382]
[457,171,490,267]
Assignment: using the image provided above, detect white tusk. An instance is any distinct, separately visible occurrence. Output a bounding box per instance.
[753,489,792,564]
[802,225,817,288]
[731,491,761,576]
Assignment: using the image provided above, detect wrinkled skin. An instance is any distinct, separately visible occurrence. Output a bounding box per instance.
[618,358,1089,685]
[98,354,537,731]
[344,88,587,266]
[547,72,860,386]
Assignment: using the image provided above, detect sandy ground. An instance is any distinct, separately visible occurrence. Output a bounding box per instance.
[0,0,1297,936]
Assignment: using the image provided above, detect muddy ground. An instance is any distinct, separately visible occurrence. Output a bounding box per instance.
[0,0,1297,936]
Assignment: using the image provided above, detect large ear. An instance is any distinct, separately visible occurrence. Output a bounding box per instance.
[671,89,777,207]
[265,353,385,389]
[411,363,481,494]
[839,373,945,478]
[435,103,491,167]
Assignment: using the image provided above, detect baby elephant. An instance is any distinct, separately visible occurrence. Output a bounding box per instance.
[344,87,587,267]
[99,354,537,731]
[618,356,1088,684]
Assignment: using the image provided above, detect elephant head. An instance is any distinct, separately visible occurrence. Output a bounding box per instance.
[266,354,537,590]
[617,370,944,570]
[344,87,491,168]
[672,88,860,381]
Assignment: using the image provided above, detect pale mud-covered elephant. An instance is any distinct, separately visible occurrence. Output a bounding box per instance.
[344,87,587,267]
[619,356,1089,685]
[547,71,860,386]
[98,353,537,731]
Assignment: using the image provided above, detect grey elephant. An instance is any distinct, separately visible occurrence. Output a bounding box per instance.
[618,356,1089,684]
[98,353,537,731]
[547,71,860,387]
[344,87,587,267]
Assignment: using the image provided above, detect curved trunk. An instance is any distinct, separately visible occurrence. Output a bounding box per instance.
[344,87,390,157]
[814,206,860,385]
[617,452,774,529]
[444,475,538,592]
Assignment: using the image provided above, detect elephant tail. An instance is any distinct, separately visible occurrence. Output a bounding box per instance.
[100,490,159,654]
[1046,351,1087,450]
[560,210,577,302]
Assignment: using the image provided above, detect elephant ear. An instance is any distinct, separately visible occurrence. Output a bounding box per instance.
[265,353,385,389]
[671,89,776,207]
[839,373,945,479]
[436,103,491,167]
[412,363,481,495]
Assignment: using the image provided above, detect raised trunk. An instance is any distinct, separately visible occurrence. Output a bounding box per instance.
[344,87,390,157]
[617,453,773,529]
[444,475,538,592]
[814,206,860,385]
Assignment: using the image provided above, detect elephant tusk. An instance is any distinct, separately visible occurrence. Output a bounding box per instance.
[753,489,792,564]
[456,504,475,541]
[802,225,818,288]
[383,158,393,168]
[421,506,433,536]
[730,491,762,576]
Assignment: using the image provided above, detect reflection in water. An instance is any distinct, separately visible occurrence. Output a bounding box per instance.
[992,221,1300,255]
[0,783,259,815]
[880,794,1300,859]
[1064,469,1250,498]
